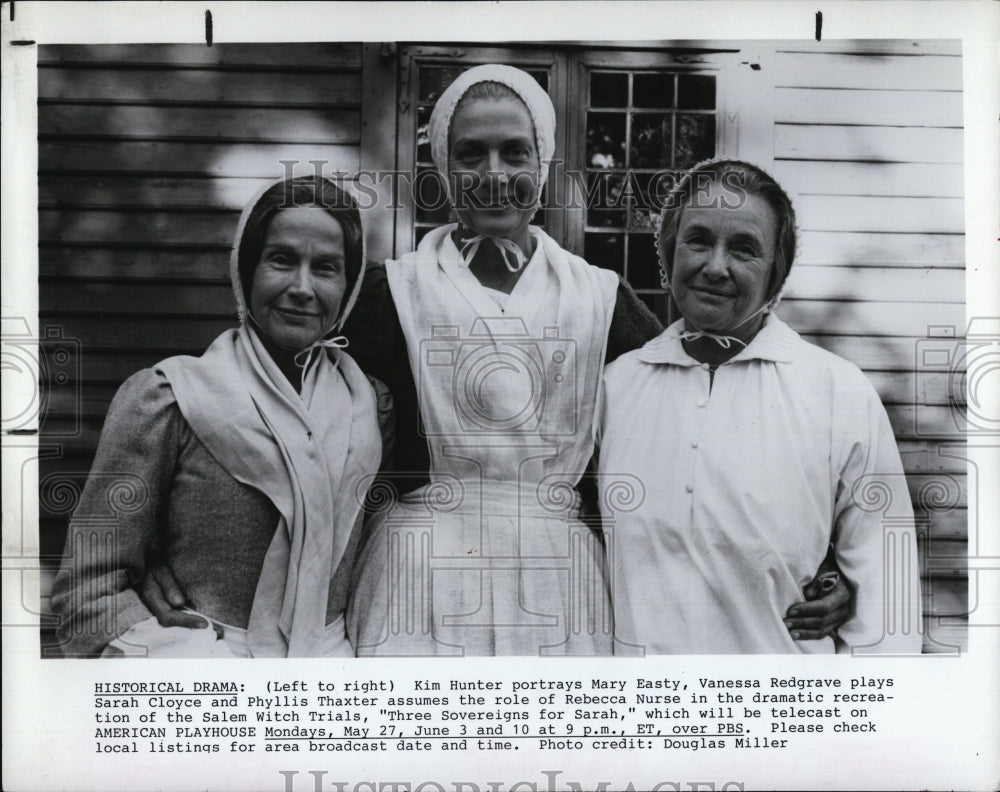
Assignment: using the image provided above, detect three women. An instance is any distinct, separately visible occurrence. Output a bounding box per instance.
[53,66,861,657]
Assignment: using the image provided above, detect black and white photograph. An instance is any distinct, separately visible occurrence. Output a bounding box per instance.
[3,2,998,790]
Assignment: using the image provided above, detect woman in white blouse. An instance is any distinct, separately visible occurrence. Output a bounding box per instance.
[597,159,922,654]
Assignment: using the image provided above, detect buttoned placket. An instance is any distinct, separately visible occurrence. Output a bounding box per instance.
[684,363,713,502]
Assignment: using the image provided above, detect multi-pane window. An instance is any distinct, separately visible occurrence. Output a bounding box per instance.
[412,65,550,248]
[582,70,717,308]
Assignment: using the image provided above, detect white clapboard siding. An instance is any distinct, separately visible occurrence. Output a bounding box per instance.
[770,43,967,651]
[793,195,964,235]
[775,125,963,165]
[776,300,964,338]
[776,161,964,199]
[783,265,964,303]
[797,231,964,267]
[775,87,963,128]
[773,52,962,91]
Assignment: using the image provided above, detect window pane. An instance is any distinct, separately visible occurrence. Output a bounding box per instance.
[418,67,466,102]
[678,74,716,109]
[526,70,549,92]
[584,232,625,275]
[413,167,451,224]
[633,73,674,108]
[628,172,672,231]
[590,72,628,108]
[626,234,662,290]
[630,113,672,169]
[587,112,626,169]
[584,171,627,224]
[416,106,433,164]
[675,113,715,170]
[630,207,660,233]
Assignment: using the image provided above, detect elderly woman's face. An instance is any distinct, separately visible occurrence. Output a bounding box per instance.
[448,95,540,242]
[671,182,778,335]
[250,208,347,350]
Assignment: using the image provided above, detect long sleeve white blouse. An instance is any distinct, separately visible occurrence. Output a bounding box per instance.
[596,315,922,654]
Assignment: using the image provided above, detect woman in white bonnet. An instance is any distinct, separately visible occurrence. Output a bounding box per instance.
[52,176,390,658]
[596,159,920,654]
[346,64,636,655]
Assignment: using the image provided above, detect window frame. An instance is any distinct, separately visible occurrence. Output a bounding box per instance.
[393,45,571,254]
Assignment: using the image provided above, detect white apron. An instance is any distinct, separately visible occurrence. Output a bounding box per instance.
[348,225,618,656]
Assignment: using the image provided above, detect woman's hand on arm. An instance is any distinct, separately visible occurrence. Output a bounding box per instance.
[784,572,853,640]
[784,545,853,640]
[138,553,218,634]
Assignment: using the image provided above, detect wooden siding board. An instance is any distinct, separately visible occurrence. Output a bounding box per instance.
[802,335,959,372]
[40,141,360,177]
[775,124,963,164]
[39,316,236,351]
[797,231,964,267]
[40,246,231,280]
[41,208,242,246]
[776,300,964,338]
[40,176,276,212]
[38,67,362,105]
[774,161,964,199]
[773,52,962,91]
[44,281,236,317]
[39,105,361,144]
[774,87,963,128]
[795,196,963,236]
[39,43,362,69]
[783,264,963,303]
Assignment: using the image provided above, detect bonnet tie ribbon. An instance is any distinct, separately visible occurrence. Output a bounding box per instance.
[458,234,528,273]
[293,335,349,369]
[677,296,780,351]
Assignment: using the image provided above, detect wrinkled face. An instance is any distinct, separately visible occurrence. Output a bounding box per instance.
[250,208,347,350]
[448,95,541,243]
[671,182,778,337]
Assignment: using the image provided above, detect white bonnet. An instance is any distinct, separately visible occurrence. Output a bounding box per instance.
[427,64,557,189]
[229,177,366,335]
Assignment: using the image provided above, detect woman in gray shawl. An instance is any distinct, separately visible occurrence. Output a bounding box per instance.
[52,176,390,657]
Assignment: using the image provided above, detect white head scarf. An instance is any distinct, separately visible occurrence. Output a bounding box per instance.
[229,177,366,337]
[428,64,557,271]
[654,157,792,349]
[428,63,557,191]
